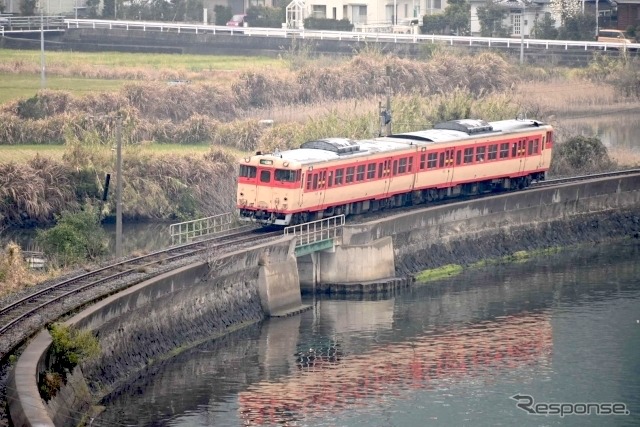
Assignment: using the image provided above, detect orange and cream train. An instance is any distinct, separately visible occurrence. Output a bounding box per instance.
[237,118,554,226]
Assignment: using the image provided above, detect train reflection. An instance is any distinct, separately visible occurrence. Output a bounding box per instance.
[239,312,552,425]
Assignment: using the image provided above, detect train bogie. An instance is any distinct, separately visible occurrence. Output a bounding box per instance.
[237,119,554,226]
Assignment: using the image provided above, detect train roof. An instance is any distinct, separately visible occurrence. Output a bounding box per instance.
[249,119,548,167]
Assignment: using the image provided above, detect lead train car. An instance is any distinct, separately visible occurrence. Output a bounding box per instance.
[237,118,554,226]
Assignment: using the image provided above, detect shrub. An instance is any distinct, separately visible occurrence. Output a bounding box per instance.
[304,18,353,31]
[36,206,108,267]
[549,135,616,177]
[39,323,100,401]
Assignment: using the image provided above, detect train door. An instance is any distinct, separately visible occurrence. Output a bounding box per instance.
[303,169,326,213]
[444,148,455,186]
[518,139,527,173]
[378,158,393,197]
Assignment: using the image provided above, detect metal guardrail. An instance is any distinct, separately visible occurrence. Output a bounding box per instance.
[284,214,345,248]
[0,15,64,32]
[60,18,640,52]
[169,212,237,245]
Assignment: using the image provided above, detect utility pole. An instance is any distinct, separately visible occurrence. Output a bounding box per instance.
[520,3,525,65]
[115,115,123,258]
[40,5,46,88]
[386,65,392,135]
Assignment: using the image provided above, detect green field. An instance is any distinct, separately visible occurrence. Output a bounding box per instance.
[0,49,286,104]
[0,73,131,104]
[0,143,247,163]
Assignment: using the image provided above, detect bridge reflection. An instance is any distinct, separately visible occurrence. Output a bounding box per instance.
[240,310,552,425]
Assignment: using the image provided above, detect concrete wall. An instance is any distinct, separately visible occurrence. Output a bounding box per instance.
[8,236,301,427]
[341,174,640,273]
[8,174,640,426]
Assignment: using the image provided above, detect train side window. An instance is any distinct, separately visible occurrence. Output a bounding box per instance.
[420,154,426,170]
[328,171,333,188]
[306,173,312,190]
[488,144,498,160]
[239,165,257,178]
[392,160,398,175]
[463,148,474,164]
[527,140,534,155]
[476,146,486,162]
[408,157,413,172]
[260,170,271,183]
[398,158,407,174]
[511,143,518,158]
[378,162,384,178]
[456,150,462,165]
[356,165,366,181]
[500,143,509,158]
[534,139,539,153]
[428,153,438,169]
[335,168,344,185]
[346,167,355,183]
[367,163,376,179]
[312,173,319,190]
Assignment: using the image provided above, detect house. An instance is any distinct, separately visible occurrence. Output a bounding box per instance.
[468,0,561,37]
[287,0,448,29]
[614,0,640,30]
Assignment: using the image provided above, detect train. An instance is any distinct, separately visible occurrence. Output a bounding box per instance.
[236,118,554,226]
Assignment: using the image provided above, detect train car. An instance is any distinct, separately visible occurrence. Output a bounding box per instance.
[237,118,554,226]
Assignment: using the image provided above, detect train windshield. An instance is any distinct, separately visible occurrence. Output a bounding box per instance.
[239,165,257,178]
[275,169,300,182]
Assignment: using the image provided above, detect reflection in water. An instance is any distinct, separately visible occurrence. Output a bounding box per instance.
[556,111,640,152]
[239,313,552,426]
[96,241,640,427]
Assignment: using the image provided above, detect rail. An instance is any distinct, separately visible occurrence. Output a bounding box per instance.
[284,215,345,248]
[169,212,239,245]
[60,19,640,52]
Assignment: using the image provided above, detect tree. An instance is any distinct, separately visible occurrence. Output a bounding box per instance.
[421,14,448,34]
[550,0,581,25]
[444,0,471,35]
[0,0,6,14]
[86,0,101,18]
[213,5,232,25]
[532,12,558,39]
[19,0,37,15]
[477,0,510,37]
[558,12,595,40]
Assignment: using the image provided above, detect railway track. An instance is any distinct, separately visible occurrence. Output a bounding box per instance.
[1,168,638,361]
[0,227,281,361]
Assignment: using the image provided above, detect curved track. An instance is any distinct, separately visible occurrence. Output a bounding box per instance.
[1,168,638,361]
[0,227,281,360]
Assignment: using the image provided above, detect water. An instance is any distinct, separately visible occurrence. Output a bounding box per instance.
[95,241,640,427]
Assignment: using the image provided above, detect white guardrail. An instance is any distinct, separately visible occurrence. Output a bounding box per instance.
[60,18,640,52]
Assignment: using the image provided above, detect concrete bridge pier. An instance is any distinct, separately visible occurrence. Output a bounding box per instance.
[311,237,397,292]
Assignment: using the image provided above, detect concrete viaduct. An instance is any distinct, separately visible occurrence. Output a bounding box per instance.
[8,173,640,426]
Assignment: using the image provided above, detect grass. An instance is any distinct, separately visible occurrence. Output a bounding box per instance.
[0,73,130,104]
[0,143,243,163]
[415,264,463,282]
[0,48,287,104]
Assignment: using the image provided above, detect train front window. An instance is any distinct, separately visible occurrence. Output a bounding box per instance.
[239,165,257,178]
[260,170,271,183]
[275,169,299,182]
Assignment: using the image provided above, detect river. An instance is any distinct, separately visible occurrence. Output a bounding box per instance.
[94,240,640,427]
